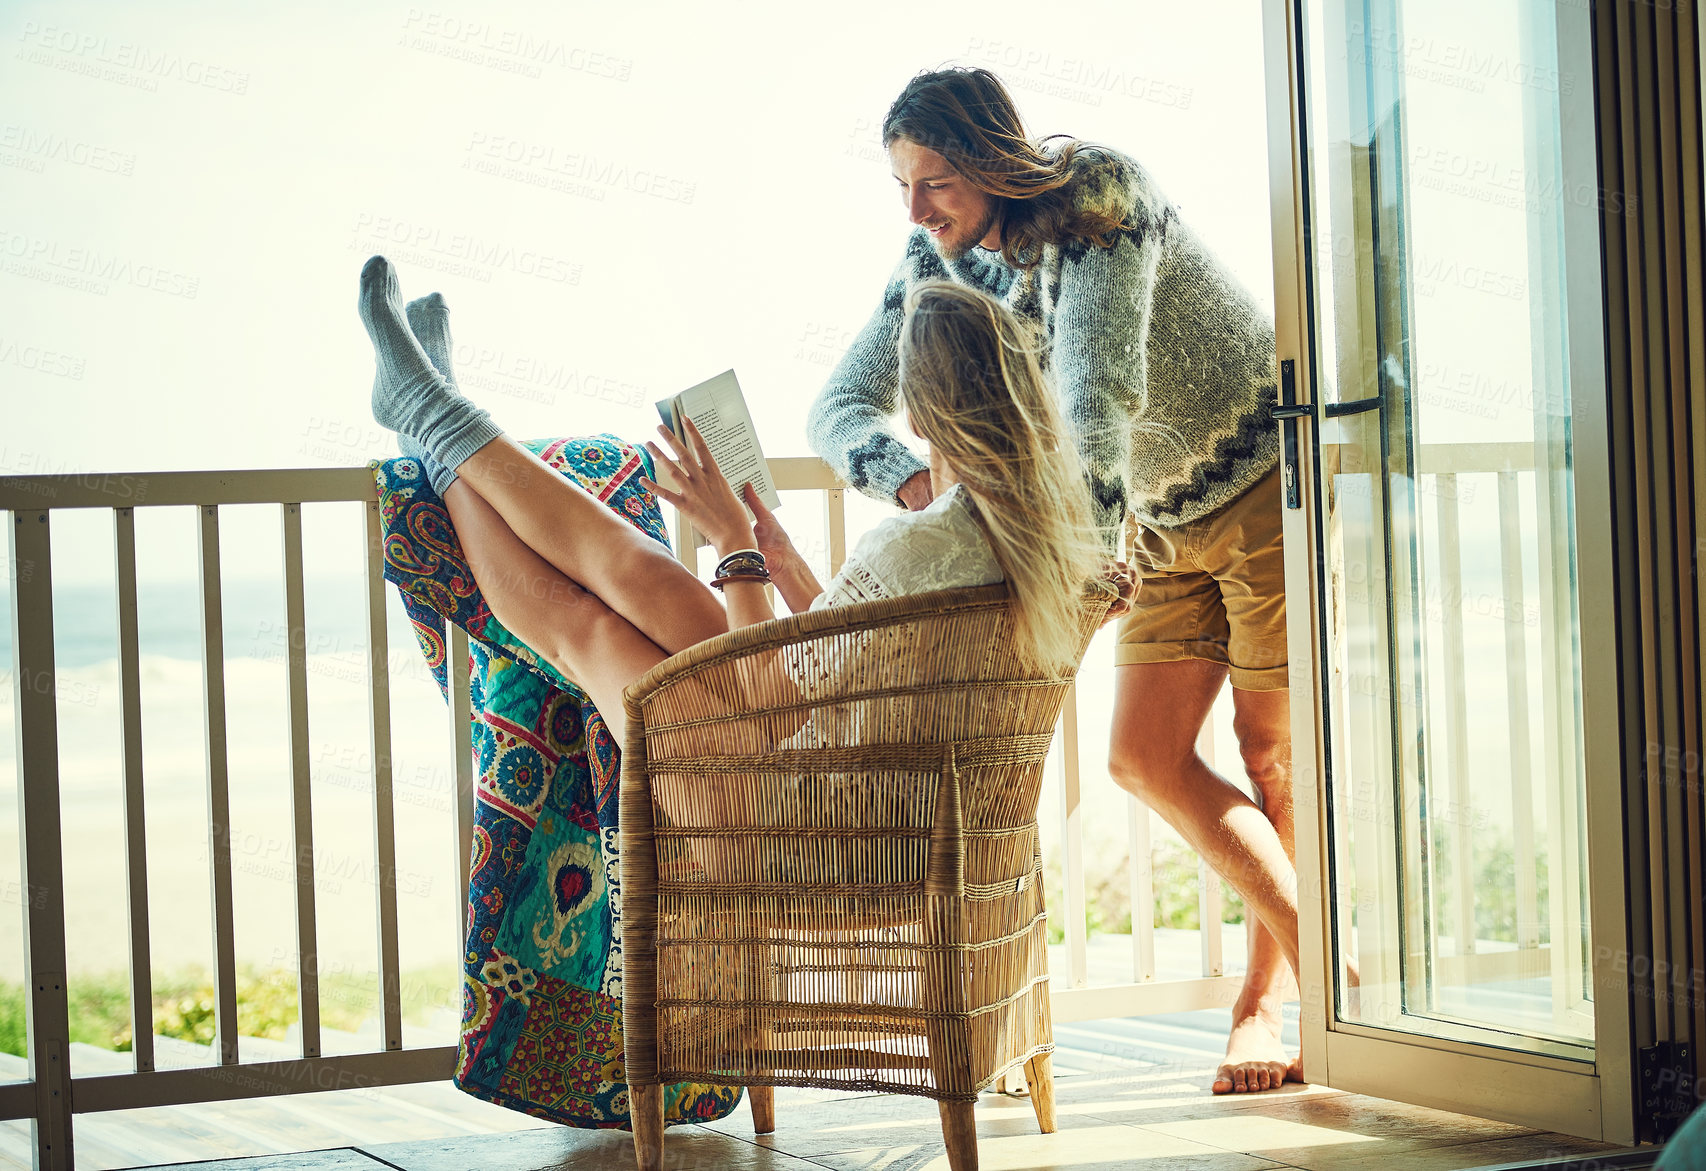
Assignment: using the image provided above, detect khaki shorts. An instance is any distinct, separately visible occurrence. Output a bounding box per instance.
[1117,463,1289,691]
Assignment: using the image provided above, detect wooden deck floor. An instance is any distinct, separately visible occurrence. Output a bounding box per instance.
[0,1005,1646,1171]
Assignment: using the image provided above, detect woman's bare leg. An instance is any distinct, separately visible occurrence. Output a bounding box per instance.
[453,435,728,655]
[360,253,725,655]
[445,481,674,741]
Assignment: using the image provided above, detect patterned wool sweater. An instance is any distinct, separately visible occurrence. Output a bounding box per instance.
[806,146,1280,540]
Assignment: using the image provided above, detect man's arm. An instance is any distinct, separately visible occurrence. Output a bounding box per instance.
[895,469,934,511]
[1052,222,1168,549]
[806,237,934,509]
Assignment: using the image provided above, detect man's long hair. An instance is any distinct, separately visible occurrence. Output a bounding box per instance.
[899,282,1105,673]
[882,67,1130,269]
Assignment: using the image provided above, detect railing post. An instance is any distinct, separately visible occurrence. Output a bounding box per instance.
[114,509,157,1075]
[824,488,846,574]
[1196,716,1224,977]
[1434,475,1477,957]
[11,509,74,1169]
[198,505,240,1065]
[675,513,701,574]
[364,501,403,1051]
[281,503,322,1059]
[1056,685,1088,989]
[449,625,474,955]
[1496,472,1541,953]
[1128,796,1155,983]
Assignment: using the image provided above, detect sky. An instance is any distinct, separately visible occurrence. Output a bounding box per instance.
[0,0,1281,1001]
[1,0,1275,586]
[0,0,1594,1042]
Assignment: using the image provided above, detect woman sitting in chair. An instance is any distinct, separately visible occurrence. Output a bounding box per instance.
[360,256,1131,738]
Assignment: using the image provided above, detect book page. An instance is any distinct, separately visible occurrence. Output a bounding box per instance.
[653,369,782,513]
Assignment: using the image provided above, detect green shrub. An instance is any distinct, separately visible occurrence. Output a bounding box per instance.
[0,964,460,1058]
[0,983,25,1058]
[1043,838,1248,944]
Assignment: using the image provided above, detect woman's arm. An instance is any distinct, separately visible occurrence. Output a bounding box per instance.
[641,419,776,630]
[740,483,824,613]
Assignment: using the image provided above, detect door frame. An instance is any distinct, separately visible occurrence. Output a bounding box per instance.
[1261,0,1636,1144]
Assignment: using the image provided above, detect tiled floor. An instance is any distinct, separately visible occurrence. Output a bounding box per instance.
[121,1080,1638,1171]
[109,1008,1643,1171]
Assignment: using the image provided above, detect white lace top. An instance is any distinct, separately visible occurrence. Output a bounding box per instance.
[810,484,1004,610]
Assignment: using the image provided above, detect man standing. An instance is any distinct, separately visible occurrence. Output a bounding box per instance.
[807,68,1298,1093]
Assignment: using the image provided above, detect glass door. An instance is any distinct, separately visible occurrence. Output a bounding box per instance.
[1265,0,1633,1140]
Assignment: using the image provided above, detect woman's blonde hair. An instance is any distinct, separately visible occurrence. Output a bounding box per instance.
[899,281,1106,673]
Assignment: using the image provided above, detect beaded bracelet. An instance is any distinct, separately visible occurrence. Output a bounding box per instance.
[710,567,770,591]
[709,548,768,592]
[715,549,767,576]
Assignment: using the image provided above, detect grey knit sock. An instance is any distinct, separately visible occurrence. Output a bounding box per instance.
[397,292,461,495]
[406,292,457,389]
[397,432,458,497]
[360,255,499,472]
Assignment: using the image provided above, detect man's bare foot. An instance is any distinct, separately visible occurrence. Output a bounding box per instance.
[1213,997,1300,1094]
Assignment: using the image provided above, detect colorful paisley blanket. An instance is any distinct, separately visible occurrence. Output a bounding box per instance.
[371,435,741,1129]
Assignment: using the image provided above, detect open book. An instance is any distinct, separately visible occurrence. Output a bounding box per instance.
[654,369,782,513]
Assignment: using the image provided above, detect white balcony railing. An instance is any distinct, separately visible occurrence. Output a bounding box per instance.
[0,447,1555,1165]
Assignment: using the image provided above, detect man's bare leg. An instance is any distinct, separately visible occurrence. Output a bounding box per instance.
[1219,685,1299,1091]
[1107,660,1301,1093]
[1223,920,1299,1092]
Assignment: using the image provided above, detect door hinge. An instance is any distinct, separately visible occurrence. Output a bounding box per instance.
[1639,1040,1694,1141]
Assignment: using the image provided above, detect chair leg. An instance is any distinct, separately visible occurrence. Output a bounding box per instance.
[741,930,777,1135]
[631,1082,664,1171]
[1023,1053,1057,1133]
[938,1100,979,1171]
[748,1084,776,1133]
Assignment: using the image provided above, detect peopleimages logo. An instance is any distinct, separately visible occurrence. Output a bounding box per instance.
[399,10,632,82]
[349,213,581,286]
[1345,21,1574,97]
[0,445,149,503]
[463,133,697,204]
[448,343,650,409]
[0,124,136,176]
[0,336,85,380]
[0,230,199,298]
[963,39,1194,109]
[15,21,251,94]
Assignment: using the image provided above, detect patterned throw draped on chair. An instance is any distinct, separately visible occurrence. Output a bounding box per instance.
[371,435,742,1129]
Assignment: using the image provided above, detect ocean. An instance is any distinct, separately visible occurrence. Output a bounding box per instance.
[0,573,466,1003]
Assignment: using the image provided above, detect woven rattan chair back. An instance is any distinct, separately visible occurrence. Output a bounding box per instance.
[622,584,1110,1171]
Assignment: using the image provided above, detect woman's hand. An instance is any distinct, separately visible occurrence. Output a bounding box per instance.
[740,482,795,565]
[741,482,826,614]
[1099,561,1140,624]
[639,419,756,556]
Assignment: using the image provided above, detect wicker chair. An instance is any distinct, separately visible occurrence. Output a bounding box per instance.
[621,584,1110,1171]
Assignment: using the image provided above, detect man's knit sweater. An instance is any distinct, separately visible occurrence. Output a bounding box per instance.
[806,146,1279,540]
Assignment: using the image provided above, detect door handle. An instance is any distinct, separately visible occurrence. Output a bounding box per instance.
[1324,395,1382,418]
[1275,362,1383,509]
[1278,359,1304,509]
[1273,397,1382,421]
